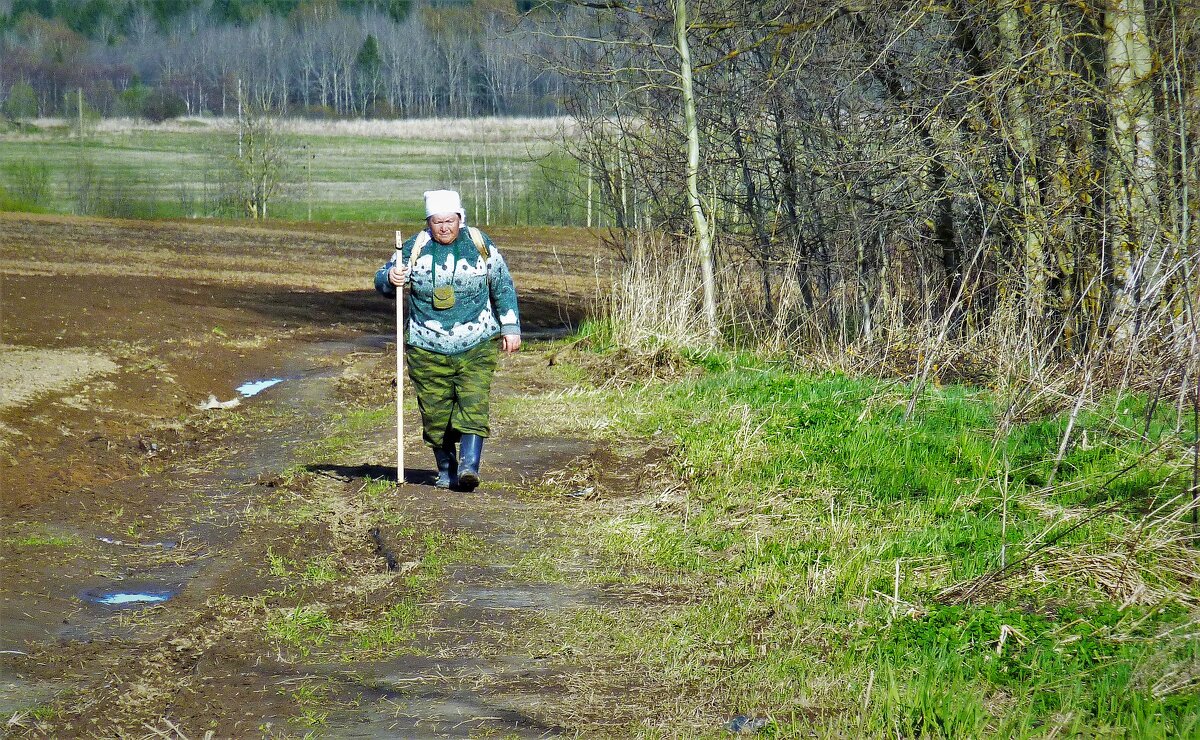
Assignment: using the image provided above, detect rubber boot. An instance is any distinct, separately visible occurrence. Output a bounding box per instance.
[432,443,457,489]
[457,434,484,491]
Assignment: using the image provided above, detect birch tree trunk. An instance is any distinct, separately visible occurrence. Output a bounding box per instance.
[1106,0,1158,338]
[675,0,718,342]
[996,1,1049,329]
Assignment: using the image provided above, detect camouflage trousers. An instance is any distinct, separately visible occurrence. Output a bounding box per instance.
[406,339,499,448]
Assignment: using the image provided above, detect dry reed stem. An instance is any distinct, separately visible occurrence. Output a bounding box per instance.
[941,490,1200,607]
[711,238,1193,401]
[607,240,710,352]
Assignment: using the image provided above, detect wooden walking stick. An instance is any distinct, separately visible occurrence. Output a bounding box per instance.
[394,230,405,484]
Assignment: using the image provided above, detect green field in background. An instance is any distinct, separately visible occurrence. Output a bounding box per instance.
[0,122,582,225]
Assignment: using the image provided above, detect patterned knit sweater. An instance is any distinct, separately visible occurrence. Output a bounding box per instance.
[374,228,520,355]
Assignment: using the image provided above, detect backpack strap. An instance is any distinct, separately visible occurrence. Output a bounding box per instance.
[467,226,490,261]
[407,230,432,268]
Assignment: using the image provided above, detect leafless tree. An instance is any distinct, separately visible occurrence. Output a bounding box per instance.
[543,0,1198,389]
[227,98,290,220]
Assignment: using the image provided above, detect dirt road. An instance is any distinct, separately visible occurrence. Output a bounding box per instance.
[0,214,651,737]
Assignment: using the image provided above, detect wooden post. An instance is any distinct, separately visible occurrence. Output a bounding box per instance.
[395,230,405,484]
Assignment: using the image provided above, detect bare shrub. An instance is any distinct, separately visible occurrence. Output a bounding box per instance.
[4,159,51,205]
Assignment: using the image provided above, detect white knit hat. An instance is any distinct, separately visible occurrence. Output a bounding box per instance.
[424,189,466,223]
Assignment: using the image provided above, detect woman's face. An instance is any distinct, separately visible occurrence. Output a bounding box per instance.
[429,213,462,244]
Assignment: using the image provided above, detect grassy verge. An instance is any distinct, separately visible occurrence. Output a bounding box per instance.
[536,330,1199,737]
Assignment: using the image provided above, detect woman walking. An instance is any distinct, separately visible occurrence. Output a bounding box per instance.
[375,189,521,490]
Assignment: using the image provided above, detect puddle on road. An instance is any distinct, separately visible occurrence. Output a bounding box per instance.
[96,592,171,605]
[83,589,174,607]
[236,377,287,397]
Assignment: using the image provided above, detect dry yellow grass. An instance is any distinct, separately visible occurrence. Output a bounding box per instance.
[26,116,577,142]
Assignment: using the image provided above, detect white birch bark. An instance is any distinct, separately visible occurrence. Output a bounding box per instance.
[997,2,1048,327]
[674,0,718,342]
[1106,0,1159,337]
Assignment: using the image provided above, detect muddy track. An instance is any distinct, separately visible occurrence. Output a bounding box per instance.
[0,214,648,738]
[4,341,609,737]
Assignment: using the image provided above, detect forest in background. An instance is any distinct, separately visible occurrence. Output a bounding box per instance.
[545,0,1198,396]
[0,0,564,119]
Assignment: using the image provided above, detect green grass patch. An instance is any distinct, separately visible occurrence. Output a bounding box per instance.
[350,598,421,651]
[266,550,339,588]
[0,189,50,213]
[405,530,479,590]
[296,406,393,466]
[283,681,330,729]
[301,555,339,586]
[3,523,82,549]
[5,533,80,548]
[294,431,359,466]
[872,602,1200,736]
[359,476,393,499]
[541,347,1200,735]
[265,605,334,656]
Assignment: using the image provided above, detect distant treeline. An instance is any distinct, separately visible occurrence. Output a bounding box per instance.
[0,0,568,119]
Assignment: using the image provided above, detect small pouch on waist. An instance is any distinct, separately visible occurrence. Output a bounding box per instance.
[432,285,456,310]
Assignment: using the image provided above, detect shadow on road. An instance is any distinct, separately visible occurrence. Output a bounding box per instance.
[308,462,420,485]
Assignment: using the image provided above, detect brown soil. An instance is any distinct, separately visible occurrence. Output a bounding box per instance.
[0,213,650,738]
